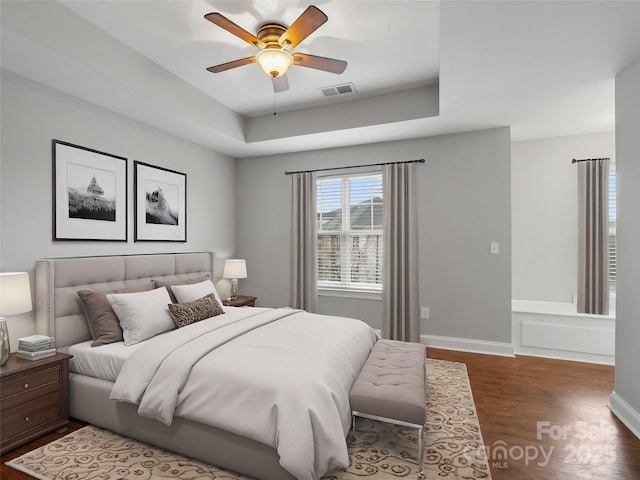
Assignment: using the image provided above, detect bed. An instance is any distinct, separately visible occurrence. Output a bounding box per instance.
[35,252,377,480]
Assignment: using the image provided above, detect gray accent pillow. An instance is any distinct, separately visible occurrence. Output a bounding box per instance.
[153,274,210,303]
[78,283,153,347]
[168,293,225,328]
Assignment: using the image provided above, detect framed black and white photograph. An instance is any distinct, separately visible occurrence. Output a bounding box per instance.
[134,161,186,242]
[53,139,127,241]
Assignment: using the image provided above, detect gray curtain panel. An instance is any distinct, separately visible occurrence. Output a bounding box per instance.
[291,172,318,312]
[577,159,610,315]
[382,163,420,342]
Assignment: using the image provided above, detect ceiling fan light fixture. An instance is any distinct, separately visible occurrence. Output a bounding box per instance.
[205,6,346,92]
[256,48,292,77]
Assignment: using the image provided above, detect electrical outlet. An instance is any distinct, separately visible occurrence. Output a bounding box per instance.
[421,307,430,319]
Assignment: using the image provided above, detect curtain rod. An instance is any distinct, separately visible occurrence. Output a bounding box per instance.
[571,157,610,163]
[284,158,425,175]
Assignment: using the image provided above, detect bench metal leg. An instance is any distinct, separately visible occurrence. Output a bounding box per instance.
[418,425,424,477]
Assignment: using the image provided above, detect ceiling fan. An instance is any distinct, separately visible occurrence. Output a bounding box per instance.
[205,5,347,92]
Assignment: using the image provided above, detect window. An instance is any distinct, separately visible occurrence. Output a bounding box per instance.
[317,172,383,290]
[609,164,616,290]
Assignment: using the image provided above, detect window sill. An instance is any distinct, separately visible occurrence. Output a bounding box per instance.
[318,287,382,301]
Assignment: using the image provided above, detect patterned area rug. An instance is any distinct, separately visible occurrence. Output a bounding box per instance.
[7,359,491,480]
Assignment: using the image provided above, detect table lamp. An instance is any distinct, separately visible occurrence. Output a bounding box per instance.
[0,272,33,365]
[223,259,247,300]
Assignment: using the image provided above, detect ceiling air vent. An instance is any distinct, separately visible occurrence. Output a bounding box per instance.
[319,83,356,97]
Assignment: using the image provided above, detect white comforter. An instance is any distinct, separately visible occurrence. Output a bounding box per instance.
[110,307,377,480]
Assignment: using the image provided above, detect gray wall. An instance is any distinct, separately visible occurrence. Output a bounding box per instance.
[511,133,615,303]
[0,70,236,346]
[613,54,640,430]
[236,128,512,344]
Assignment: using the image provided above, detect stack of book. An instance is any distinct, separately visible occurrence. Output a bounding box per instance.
[16,335,56,361]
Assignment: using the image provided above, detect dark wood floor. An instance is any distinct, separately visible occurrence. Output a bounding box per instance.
[2,349,639,479]
[428,348,640,480]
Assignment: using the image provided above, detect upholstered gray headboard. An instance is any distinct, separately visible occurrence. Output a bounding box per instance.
[35,252,214,348]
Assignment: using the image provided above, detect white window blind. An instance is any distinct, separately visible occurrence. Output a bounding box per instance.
[317,172,383,290]
[609,164,616,289]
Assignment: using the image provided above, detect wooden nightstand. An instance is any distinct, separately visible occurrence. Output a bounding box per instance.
[222,295,257,307]
[0,352,72,454]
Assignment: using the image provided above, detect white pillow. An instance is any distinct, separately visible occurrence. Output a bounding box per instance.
[107,287,175,345]
[171,279,223,305]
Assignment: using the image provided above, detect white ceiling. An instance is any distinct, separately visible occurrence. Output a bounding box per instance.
[2,1,640,158]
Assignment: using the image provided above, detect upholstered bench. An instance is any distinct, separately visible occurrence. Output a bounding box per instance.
[349,339,427,476]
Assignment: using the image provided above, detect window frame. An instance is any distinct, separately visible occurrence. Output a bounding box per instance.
[608,163,616,291]
[316,170,383,294]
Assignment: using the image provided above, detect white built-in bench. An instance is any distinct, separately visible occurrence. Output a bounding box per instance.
[349,339,427,476]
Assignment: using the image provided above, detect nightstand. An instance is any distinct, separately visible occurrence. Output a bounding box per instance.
[222,295,257,307]
[0,352,72,454]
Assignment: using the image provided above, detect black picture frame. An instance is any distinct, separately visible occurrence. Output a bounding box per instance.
[52,139,128,241]
[134,161,187,242]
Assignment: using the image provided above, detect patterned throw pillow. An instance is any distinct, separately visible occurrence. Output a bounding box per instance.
[168,293,224,328]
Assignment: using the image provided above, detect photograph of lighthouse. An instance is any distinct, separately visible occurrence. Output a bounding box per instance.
[53,140,128,241]
[66,164,117,222]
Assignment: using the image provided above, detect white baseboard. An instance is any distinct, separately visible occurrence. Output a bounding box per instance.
[512,310,615,365]
[421,334,514,357]
[513,346,615,365]
[609,391,640,440]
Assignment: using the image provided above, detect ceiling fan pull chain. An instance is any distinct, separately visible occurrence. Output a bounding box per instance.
[273,90,277,116]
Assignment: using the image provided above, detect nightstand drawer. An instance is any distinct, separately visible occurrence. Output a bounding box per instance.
[1,366,60,399]
[1,390,61,440]
[1,380,59,410]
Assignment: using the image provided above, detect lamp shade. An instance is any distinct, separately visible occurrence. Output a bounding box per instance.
[0,272,32,316]
[255,48,292,77]
[223,259,247,279]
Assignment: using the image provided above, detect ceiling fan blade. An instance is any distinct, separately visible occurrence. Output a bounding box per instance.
[204,12,265,48]
[272,74,289,93]
[292,53,347,74]
[278,6,328,49]
[207,56,256,73]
